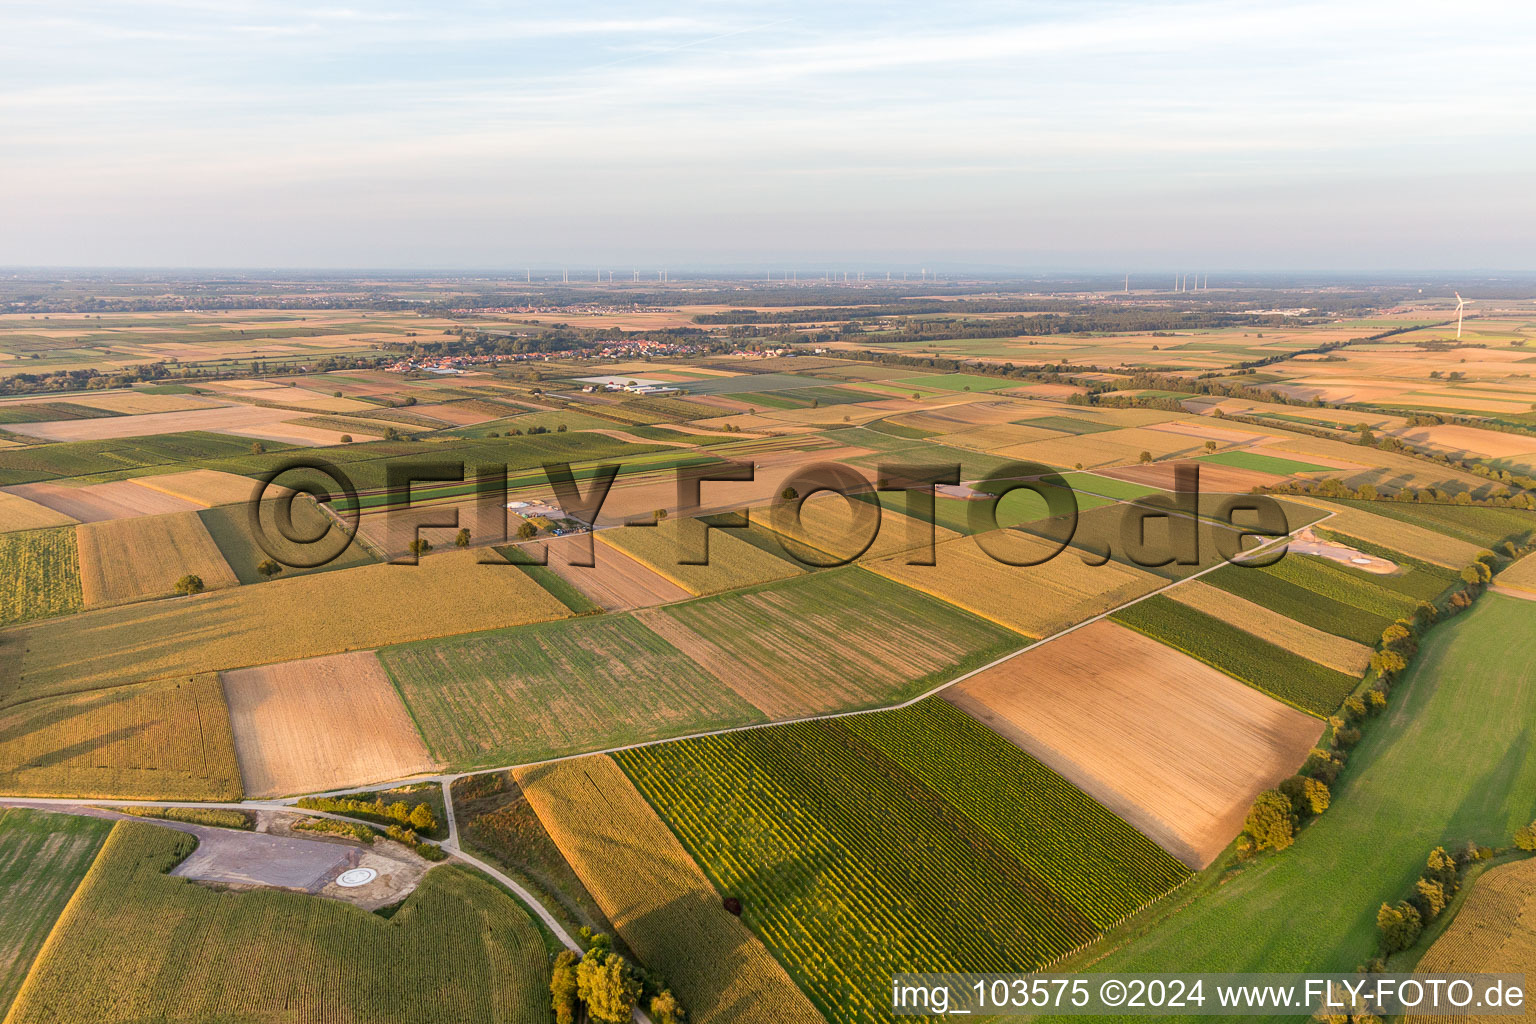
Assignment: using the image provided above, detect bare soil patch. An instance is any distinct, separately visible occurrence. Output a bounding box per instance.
[946,619,1323,867]
[223,650,438,798]
[542,534,690,611]
[5,480,201,522]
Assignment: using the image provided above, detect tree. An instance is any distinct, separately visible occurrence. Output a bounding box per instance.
[551,950,580,1024]
[1279,774,1330,817]
[1461,561,1492,584]
[1413,877,1449,920]
[650,991,686,1024]
[173,574,205,596]
[455,528,471,548]
[339,434,353,444]
[1376,901,1422,953]
[1370,649,1408,677]
[577,952,641,1024]
[408,538,432,556]
[654,508,668,521]
[1204,440,1218,453]
[517,521,537,541]
[781,486,799,501]
[255,558,282,580]
[1425,846,1459,892]
[1514,819,1536,851]
[1139,450,1153,465]
[408,802,436,831]
[383,427,402,441]
[1244,789,1296,851]
[250,441,267,455]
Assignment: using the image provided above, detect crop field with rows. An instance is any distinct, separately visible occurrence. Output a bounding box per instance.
[615,701,1189,1024]
[1111,595,1358,715]
[0,674,243,800]
[1328,498,1535,550]
[1406,855,1536,1021]
[5,822,551,1024]
[0,526,82,628]
[0,809,113,1019]
[1203,560,1398,645]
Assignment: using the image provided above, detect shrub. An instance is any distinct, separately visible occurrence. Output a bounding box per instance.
[1414,600,1438,623]
[551,950,580,1024]
[408,538,432,556]
[1334,727,1363,749]
[173,574,205,596]
[292,818,374,843]
[650,990,687,1024]
[1376,901,1422,953]
[781,487,799,501]
[339,434,353,443]
[1234,833,1256,860]
[1412,877,1450,920]
[1425,846,1458,891]
[1280,775,1331,817]
[1366,687,1388,713]
[1370,649,1408,677]
[119,806,253,830]
[1341,695,1367,722]
[1514,820,1536,851]
[408,802,437,831]
[577,952,642,1024]
[1245,790,1296,851]
[455,528,471,548]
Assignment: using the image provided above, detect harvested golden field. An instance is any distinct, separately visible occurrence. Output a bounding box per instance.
[0,527,83,629]
[1165,580,1373,675]
[1288,499,1484,568]
[1098,459,1284,493]
[0,490,76,533]
[5,548,571,701]
[754,494,959,565]
[945,620,1323,867]
[869,533,1161,638]
[596,520,803,596]
[4,480,201,522]
[126,469,262,507]
[944,423,1069,450]
[47,392,218,414]
[541,534,690,611]
[1142,418,1282,445]
[223,650,437,797]
[996,426,1205,470]
[3,403,304,442]
[1260,435,1489,493]
[516,755,822,1024]
[1392,423,1536,460]
[1495,552,1536,595]
[1406,856,1536,1024]
[0,674,242,799]
[76,511,239,607]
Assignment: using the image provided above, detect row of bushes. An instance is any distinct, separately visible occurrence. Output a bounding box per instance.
[1238,549,1517,857]
[295,794,438,834]
[117,806,253,830]
[550,931,685,1024]
[293,818,375,843]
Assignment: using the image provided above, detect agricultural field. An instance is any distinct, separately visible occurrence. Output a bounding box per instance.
[125,468,261,506]
[0,674,243,800]
[1295,498,1485,567]
[0,490,76,533]
[4,822,551,1024]
[633,567,1023,717]
[1111,594,1360,715]
[198,497,378,583]
[946,620,1325,866]
[534,533,691,611]
[1495,551,1536,595]
[381,612,764,769]
[76,511,239,607]
[615,701,1188,1024]
[223,650,438,797]
[1203,555,1407,646]
[515,755,829,1024]
[0,526,82,627]
[1093,595,1536,982]
[1,478,203,521]
[0,809,113,1019]
[868,531,1161,638]
[1326,498,1536,550]
[1164,579,1373,675]
[596,518,806,595]
[1406,855,1536,1022]
[4,549,571,701]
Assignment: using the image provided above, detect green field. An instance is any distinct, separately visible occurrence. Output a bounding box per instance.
[0,402,121,424]
[380,613,765,769]
[1203,561,1397,646]
[646,567,1024,714]
[0,526,83,627]
[1111,594,1359,715]
[1016,415,1120,435]
[0,809,112,1018]
[863,417,941,439]
[0,432,278,486]
[5,822,551,1024]
[1088,594,1536,1006]
[616,700,1188,1024]
[889,372,1020,392]
[1196,451,1332,475]
[1327,498,1535,550]
[198,500,378,583]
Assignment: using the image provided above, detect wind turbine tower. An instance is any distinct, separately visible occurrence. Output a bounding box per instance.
[1455,292,1468,339]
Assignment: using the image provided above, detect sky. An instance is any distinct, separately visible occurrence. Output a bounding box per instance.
[2,0,1534,270]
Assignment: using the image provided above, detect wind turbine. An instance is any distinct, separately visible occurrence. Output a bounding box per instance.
[1454,292,1468,339]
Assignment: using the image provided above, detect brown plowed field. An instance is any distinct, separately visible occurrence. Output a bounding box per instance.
[542,534,690,611]
[223,650,437,798]
[4,480,201,522]
[946,619,1323,867]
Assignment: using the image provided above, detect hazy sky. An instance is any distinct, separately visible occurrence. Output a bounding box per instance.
[3,1,1534,270]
